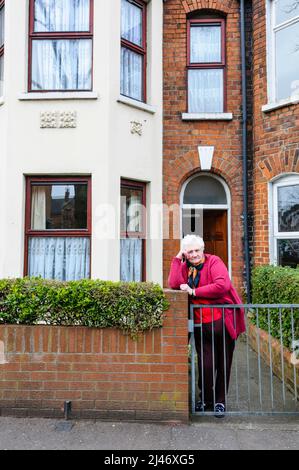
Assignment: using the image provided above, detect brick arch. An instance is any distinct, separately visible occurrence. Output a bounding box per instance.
[258,149,299,181]
[164,149,241,205]
[180,0,235,15]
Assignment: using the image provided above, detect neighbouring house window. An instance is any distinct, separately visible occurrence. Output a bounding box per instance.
[120,179,146,281]
[272,175,299,267]
[0,1,4,96]
[187,17,225,113]
[121,0,146,102]
[269,0,299,102]
[29,0,93,91]
[25,177,91,280]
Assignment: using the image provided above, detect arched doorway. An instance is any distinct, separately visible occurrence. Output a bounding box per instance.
[180,173,231,273]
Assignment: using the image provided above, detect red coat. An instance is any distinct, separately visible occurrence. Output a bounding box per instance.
[168,254,246,339]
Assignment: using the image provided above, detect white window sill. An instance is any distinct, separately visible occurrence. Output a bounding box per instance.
[0,97,4,107]
[181,112,233,121]
[18,91,99,101]
[117,95,156,114]
[262,95,299,113]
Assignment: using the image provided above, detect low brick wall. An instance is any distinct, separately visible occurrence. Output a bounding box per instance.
[248,322,299,397]
[0,290,189,422]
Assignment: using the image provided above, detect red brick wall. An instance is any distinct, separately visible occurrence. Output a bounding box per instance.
[252,0,299,265]
[0,291,189,422]
[163,0,245,293]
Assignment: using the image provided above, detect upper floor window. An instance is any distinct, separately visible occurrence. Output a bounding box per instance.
[269,0,299,102]
[187,17,226,113]
[271,175,299,267]
[121,0,147,102]
[0,1,4,96]
[25,176,92,281]
[29,0,93,92]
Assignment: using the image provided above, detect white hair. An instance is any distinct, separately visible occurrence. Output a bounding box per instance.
[181,235,205,252]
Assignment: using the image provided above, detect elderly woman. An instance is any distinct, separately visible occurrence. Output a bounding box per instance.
[168,234,245,417]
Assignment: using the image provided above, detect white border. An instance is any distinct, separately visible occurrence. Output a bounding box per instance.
[180,172,232,277]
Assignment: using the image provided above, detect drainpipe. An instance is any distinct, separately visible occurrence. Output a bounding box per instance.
[240,0,251,302]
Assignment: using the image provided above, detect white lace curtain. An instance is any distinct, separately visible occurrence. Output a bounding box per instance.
[188,69,223,113]
[189,25,223,113]
[121,47,142,101]
[32,0,91,90]
[190,25,221,63]
[28,237,90,281]
[32,39,91,90]
[120,239,142,282]
[121,0,143,100]
[121,0,142,46]
[34,0,90,32]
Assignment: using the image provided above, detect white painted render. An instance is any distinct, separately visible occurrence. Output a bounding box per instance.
[0,0,163,284]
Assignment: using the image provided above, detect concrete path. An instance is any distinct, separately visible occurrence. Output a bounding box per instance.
[0,415,298,450]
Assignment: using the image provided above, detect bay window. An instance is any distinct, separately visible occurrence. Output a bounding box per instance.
[187,17,226,113]
[25,177,91,280]
[121,0,146,102]
[272,175,299,267]
[29,0,93,91]
[120,179,146,281]
[268,0,299,102]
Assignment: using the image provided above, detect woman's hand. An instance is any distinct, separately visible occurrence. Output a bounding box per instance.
[176,249,186,260]
[180,284,193,296]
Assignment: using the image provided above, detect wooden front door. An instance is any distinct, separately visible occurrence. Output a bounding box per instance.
[203,210,228,266]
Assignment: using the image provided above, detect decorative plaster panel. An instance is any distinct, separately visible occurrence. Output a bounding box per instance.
[40,111,77,128]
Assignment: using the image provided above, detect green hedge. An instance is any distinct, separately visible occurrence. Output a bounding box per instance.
[251,265,299,349]
[0,278,169,338]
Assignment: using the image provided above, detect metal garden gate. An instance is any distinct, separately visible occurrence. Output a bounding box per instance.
[189,304,299,416]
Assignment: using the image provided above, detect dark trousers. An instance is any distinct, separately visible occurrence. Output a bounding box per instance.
[194,318,235,405]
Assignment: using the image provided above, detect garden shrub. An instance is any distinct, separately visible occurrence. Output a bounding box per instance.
[0,278,169,338]
[251,265,299,349]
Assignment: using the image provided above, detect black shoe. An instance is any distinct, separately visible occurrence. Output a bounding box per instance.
[195,401,209,412]
[214,403,225,418]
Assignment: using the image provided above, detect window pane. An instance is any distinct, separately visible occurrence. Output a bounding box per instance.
[121,186,143,233]
[183,175,227,204]
[275,0,299,26]
[121,0,142,47]
[31,183,88,230]
[0,5,4,47]
[120,239,142,281]
[121,47,143,101]
[188,69,223,113]
[28,237,90,280]
[31,39,92,90]
[275,21,299,101]
[190,25,221,63]
[277,239,299,267]
[278,184,299,232]
[34,0,90,32]
[0,54,3,96]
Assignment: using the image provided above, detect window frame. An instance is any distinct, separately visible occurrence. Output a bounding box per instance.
[28,0,94,92]
[120,178,146,281]
[24,175,92,276]
[120,0,147,103]
[0,0,4,96]
[187,17,226,113]
[268,0,299,103]
[270,174,299,265]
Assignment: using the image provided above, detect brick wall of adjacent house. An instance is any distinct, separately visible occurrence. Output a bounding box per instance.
[0,291,189,422]
[252,0,299,265]
[163,0,252,294]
